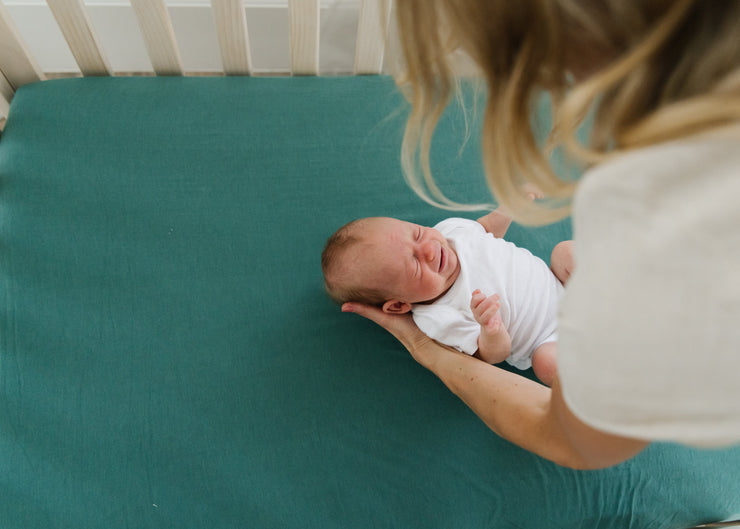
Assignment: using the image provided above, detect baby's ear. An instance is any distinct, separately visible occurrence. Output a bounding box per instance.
[382,300,412,314]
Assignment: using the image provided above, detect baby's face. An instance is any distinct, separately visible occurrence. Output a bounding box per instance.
[349,217,460,304]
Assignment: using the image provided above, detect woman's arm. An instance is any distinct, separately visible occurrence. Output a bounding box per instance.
[342,302,649,469]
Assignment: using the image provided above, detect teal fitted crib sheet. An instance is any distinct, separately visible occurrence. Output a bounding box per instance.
[0,77,739,529]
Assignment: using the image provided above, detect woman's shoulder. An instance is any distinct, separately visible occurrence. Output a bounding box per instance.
[577,125,740,205]
[559,125,740,448]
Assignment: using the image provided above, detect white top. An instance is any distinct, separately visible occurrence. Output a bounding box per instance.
[558,127,740,447]
[412,218,563,370]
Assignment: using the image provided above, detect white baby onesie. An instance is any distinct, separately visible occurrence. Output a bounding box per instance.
[412,218,563,370]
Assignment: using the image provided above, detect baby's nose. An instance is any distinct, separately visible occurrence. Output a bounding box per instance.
[421,240,436,261]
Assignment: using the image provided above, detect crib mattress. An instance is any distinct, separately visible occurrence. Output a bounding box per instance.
[1,76,738,529]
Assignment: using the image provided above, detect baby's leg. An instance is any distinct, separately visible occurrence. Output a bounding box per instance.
[531,342,557,387]
[550,241,574,285]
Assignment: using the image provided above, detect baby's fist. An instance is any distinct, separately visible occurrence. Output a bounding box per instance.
[470,289,503,334]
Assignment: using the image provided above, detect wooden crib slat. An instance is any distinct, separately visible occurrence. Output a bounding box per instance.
[0,2,46,89]
[354,0,391,74]
[211,0,252,75]
[130,0,184,76]
[289,0,320,75]
[0,72,12,121]
[47,0,113,76]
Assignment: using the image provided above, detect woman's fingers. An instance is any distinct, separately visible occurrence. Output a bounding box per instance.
[341,302,436,364]
[342,302,395,328]
[342,302,416,339]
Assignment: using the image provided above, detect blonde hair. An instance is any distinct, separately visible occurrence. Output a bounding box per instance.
[393,0,740,225]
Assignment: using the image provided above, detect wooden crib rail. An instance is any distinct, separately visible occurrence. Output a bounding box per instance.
[289,0,320,75]
[46,0,113,76]
[0,0,393,122]
[0,3,45,90]
[212,0,253,75]
[355,0,392,74]
[130,0,184,76]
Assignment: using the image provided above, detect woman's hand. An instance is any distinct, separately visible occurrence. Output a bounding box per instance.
[342,303,647,468]
[341,302,452,370]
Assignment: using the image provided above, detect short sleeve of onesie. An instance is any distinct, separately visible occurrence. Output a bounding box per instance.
[412,303,480,356]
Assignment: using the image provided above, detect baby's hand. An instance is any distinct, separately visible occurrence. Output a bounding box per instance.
[519,182,544,201]
[470,289,503,335]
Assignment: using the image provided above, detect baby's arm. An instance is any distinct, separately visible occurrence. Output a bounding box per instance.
[476,185,544,238]
[476,209,512,239]
[470,290,511,364]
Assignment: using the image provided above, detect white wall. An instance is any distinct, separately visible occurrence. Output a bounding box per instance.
[4,0,372,75]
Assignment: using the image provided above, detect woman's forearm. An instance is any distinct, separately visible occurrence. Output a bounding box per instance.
[424,348,589,468]
[340,302,647,469]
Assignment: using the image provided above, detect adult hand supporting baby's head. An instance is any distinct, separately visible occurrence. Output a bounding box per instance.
[341,302,448,370]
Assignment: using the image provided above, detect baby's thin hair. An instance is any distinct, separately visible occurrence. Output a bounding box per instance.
[321,218,389,306]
